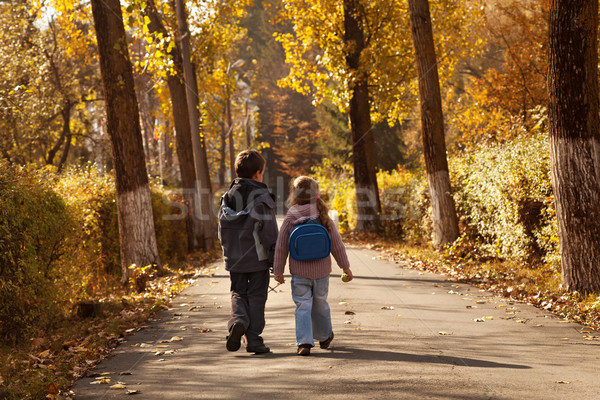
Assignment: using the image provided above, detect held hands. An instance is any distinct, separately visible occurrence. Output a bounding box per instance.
[341,268,354,282]
[274,274,285,284]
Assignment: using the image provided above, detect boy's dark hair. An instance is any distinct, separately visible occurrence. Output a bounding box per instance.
[235,150,266,178]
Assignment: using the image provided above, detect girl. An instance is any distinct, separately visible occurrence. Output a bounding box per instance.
[273,176,353,356]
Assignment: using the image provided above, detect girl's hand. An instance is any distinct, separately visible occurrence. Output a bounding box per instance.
[274,274,285,284]
[342,268,353,282]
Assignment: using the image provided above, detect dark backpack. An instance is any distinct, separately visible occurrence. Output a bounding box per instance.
[288,218,331,261]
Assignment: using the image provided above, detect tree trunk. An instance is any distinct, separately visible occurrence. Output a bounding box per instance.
[227,96,235,182]
[146,0,199,252]
[174,0,218,251]
[548,0,600,292]
[343,0,381,232]
[219,118,226,187]
[408,0,459,247]
[56,131,71,173]
[90,0,161,284]
[47,99,71,166]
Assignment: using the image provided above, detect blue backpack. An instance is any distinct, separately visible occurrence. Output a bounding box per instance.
[288,218,332,261]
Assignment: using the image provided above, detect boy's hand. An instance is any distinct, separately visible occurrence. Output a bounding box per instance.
[274,274,285,284]
[342,268,354,282]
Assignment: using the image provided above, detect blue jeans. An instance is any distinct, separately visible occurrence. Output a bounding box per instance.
[291,275,332,347]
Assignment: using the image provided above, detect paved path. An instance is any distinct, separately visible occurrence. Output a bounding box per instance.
[71,245,600,399]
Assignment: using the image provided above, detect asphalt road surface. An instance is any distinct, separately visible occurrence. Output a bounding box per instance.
[70,244,600,399]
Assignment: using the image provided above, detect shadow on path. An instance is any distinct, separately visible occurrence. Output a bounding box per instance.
[237,346,531,369]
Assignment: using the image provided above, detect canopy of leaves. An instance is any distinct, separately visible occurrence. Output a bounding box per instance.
[275,0,484,126]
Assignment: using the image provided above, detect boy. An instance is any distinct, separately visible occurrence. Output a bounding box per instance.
[218,150,278,354]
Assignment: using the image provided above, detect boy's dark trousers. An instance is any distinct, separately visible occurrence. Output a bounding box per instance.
[228,269,270,348]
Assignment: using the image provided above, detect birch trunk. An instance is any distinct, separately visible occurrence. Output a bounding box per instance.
[90,0,161,284]
[408,0,459,247]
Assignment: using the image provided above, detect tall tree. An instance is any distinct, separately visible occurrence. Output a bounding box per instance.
[90,0,161,284]
[343,0,381,231]
[548,0,600,292]
[408,0,459,247]
[174,0,217,250]
[276,0,481,232]
[144,0,200,252]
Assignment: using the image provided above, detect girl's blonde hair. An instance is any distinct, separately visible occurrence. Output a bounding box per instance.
[288,176,333,232]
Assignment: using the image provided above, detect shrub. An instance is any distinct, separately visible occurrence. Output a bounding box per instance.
[311,160,430,241]
[449,132,558,265]
[377,168,431,242]
[0,162,71,344]
[53,166,188,298]
[311,160,356,233]
[0,163,190,344]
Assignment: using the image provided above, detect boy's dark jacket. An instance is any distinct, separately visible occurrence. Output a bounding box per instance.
[218,178,279,272]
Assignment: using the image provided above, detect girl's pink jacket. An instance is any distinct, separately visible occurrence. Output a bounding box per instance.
[273,204,350,279]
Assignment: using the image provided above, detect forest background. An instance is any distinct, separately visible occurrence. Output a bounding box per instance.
[1,0,599,398]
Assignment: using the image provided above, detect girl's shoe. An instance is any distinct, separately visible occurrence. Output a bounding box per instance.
[319,332,334,349]
[297,344,311,356]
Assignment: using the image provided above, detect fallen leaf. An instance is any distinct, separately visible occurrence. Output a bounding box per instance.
[344,320,352,324]
[474,318,485,322]
[438,331,452,335]
[119,372,132,376]
[560,338,569,341]
[354,327,362,331]
[483,316,494,320]
[556,381,570,384]
[126,389,140,395]
[0,375,3,385]
[46,383,59,396]
[381,306,395,310]
[475,301,486,304]
[344,311,356,315]
[339,302,349,305]
[198,328,212,333]
[110,383,127,389]
[169,336,183,342]
[38,350,51,358]
[515,320,525,324]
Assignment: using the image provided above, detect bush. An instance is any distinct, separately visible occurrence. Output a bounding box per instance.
[449,132,558,265]
[0,162,71,344]
[311,160,356,233]
[311,160,430,241]
[53,166,188,298]
[377,168,431,242]
[0,163,190,344]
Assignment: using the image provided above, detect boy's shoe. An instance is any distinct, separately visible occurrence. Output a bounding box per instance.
[247,344,271,354]
[319,332,334,349]
[297,344,311,356]
[226,322,244,352]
